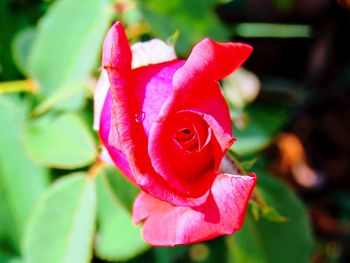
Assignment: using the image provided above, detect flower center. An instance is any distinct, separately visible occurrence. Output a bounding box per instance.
[173,125,199,152]
[158,110,216,196]
[175,128,194,141]
[168,111,209,154]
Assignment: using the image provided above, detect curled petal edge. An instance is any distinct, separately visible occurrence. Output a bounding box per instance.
[133,173,257,246]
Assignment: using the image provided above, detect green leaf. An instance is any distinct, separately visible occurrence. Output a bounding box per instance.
[228,172,315,263]
[232,104,290,155]
[0,96,49,252]
[23,112,96,169]
[95,167,148,261]
[28,0,114,96]
[23,174,96,263]
[0,251,12,263]
[11,27,36,76]
[0,251,22,263]
[103,166,140,212]
[0,192,8,240]
[0,188,17,251]
[32,81,87,116]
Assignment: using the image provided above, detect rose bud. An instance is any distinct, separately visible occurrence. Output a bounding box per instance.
[94,21,257,246]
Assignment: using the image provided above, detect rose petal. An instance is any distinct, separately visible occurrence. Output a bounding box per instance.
[133,173,257,246]
[99,90,134,181]
[131,39,177,69]
[174,38,253,86]
[93,69,110,131]
[102,22,132,75]
[102,21,133,152]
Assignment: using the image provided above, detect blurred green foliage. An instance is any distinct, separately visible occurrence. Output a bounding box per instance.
[23,112,96,169]
[0,96,49,254]
[232,103,290,155]
[135,0,230,55]
[23,173,96,263]
[95,168,148,261]
[0,0,317,262]
[229,171,314,263]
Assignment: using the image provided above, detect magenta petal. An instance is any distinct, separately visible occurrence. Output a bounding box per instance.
[174,38,253,86]
[102,22,132,75]
[99,90,135,182]
[102,22,133,151]
[133,173,257,246]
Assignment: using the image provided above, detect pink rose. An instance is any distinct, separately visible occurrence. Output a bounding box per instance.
[94,22,257,246]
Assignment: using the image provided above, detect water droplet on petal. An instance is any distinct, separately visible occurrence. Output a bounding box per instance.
[135,112,145,123]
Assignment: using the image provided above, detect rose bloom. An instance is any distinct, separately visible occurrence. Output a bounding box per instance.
[94,22,257,246]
